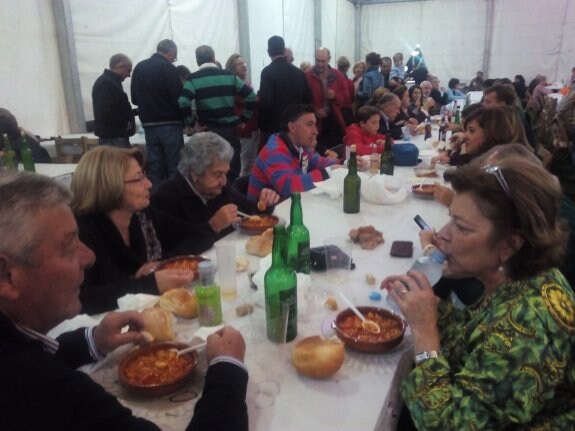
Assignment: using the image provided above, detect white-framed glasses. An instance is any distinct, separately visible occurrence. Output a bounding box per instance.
[482,164,511,199]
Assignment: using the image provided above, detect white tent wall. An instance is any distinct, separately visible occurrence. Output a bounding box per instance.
[361,0,487,87]
[3,0,575,138]
[489,0,574,85]
[1,0,69,138]
[70,0,240,124]
[321,0,356,67]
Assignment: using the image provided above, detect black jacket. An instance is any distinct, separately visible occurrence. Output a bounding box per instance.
[92,69,135,138]
[77,207,213,314]
[130,53,183,125]
[0,312,248,431]
[150,171,271,240]
[258,57,312,133]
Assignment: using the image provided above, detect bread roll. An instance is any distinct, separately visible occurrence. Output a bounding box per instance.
[291,336,345,379]
[140,307,174,342]
[159,288,198,318]
[245,227,273,257]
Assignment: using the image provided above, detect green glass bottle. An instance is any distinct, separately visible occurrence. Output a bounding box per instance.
[343,145,361,213]
[286,192,310,274]
[20,132,35,172]
[264,225,297,343]
[454,108,461,125]
[379,133,394,176]
[3,134,17,172]
[464,93,471,109]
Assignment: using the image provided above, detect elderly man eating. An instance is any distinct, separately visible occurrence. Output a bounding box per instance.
[0,173,248,431]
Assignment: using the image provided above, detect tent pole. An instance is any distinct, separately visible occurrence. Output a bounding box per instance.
[237,0,252,80]
[314,0,322,50]
[51,0,85,133]
[482,0,494,78]
[354,3,361,62]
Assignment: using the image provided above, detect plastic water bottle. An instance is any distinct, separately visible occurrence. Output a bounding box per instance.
[386,250,446,315]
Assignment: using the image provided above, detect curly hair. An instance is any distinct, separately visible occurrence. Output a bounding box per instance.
[444,157,568,280]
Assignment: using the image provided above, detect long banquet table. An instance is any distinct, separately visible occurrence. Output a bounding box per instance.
[54,152,451,431]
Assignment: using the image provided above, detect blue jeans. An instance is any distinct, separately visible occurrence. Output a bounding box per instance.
[143,125,183,186]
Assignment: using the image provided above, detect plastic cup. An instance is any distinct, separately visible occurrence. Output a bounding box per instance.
[216,243,237,300]
[324,237,353,285]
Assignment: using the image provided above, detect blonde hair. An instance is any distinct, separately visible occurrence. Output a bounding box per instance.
[71,146,145,215]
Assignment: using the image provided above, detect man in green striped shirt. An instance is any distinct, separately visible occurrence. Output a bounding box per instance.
[179,45,256,182]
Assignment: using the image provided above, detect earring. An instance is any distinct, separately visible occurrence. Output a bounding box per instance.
[498,266,505,273]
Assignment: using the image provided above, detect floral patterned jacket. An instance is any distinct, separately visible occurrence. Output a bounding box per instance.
[401,268,575,430]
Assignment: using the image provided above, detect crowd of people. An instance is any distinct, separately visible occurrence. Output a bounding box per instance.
[1,33,575,430]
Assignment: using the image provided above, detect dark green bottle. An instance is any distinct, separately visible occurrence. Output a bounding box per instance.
[379,133,394,175]
[3,134,17,172]
[454,108,461,125]
[264,225,297,343]
[343,145,361,213]
[286,193,310,274]
[20,132,35,172]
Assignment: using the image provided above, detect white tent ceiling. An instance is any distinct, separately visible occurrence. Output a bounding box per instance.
[2,0,573,138]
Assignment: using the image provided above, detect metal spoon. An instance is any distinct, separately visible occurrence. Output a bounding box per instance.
[337,292,380,334]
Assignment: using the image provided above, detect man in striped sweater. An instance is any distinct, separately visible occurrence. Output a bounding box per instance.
[248,104,338,200]
[179,45,256,183]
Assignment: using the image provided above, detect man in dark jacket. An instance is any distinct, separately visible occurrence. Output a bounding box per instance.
[131,39,183,185]
[92,53,135,148]
[258,36,312,149]
[0,173,249,431]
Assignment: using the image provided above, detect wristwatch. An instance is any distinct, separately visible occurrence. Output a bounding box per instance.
[414,350,441,365]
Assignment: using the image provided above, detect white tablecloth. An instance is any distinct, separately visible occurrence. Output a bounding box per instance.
[49,129,450,431]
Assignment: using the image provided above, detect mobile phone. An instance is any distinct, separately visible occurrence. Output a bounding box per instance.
[414,215,431,231]
[390,240,414,258]
[309,245,355,272]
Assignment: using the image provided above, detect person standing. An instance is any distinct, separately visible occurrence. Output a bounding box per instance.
[305,47,351,155]
[131,39,183,186]
[179,46,256,183]
[258,36,312,149]
[92,53,135,148]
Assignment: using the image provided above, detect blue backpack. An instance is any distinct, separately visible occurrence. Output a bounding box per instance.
[392,143,419,166]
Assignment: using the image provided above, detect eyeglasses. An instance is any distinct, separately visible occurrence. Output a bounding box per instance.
[482,164,511,199]
[124,173,147,184]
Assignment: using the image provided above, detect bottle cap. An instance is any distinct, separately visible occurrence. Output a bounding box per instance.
[369,291,382,301]
[430,250,446,264]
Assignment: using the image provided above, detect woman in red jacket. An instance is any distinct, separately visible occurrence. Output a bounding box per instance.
[343,106,390,156]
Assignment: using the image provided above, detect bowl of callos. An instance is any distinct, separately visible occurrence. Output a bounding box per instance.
[332,306,407,353]
[118,341,199,397]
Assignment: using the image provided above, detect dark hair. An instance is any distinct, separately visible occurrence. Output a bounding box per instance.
[176,65,191,81]
[337,56,350,72]
[448,78,460,89]
[408,85,422,100]
[393,85,408,100]
[499,77,512,85]
[195,45,215,66]
[280,104,315,132]
[365,52,380,67]
[483,78,496,89]
[267,36,285,56]
[461,102,482,121]
[484,84,516,106]
[445,158,567,279]
[463,106,528,155]
[356,106,380,123]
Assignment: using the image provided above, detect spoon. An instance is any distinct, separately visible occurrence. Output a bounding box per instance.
[337,292,380,334]
[236,210,250,218]
[175,342,207,357]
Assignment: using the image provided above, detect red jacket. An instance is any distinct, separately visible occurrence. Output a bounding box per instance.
[305,67,351,135]
[343,123,389,156]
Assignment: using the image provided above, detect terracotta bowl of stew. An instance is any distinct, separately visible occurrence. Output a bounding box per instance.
[332,306,407,353]
[118,341,198,397]
[156,255,207,280]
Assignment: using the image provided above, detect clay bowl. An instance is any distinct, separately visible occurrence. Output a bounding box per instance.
[332,306,406,353]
